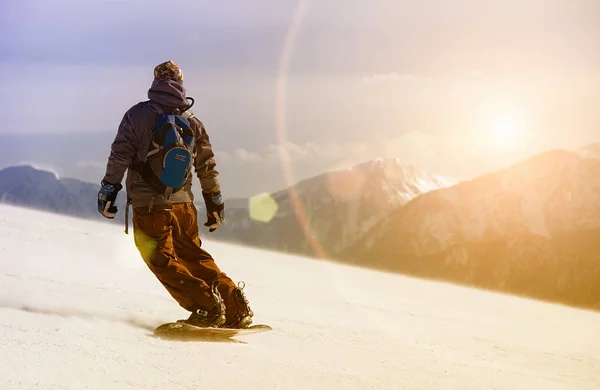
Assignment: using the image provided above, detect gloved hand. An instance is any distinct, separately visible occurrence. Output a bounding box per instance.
[98,179,123,219]
[202,192,224,232]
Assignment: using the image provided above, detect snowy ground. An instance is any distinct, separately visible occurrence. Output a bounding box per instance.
[0,204,599,390]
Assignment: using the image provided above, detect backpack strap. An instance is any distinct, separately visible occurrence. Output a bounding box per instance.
[181,110,195,120]
[145,101,164,115]
[134,101,195,200]
[145,103,164,159]
[146,100,194,118]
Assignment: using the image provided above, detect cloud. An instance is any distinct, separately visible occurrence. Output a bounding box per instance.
[223,143,313,166]
[233,148,263,163]
[235,141,360,166]
[207,127,546,187]
[220,134,448,174]
[265,142,310,163]
[214,150,233,164]
[216,128,524,184]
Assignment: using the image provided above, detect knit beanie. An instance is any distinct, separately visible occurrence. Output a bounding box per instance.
[153,60,183,83]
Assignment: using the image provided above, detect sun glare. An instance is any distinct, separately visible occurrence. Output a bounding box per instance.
[489,114,522,148]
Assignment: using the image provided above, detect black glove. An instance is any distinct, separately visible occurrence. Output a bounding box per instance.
[98,179,123,219]
[202,192,224,232]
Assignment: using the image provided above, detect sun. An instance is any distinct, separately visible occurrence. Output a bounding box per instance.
[489,114,522,148]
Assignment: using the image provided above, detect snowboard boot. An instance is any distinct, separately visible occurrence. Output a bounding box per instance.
[224,281,254,329]
[179,282,226,328]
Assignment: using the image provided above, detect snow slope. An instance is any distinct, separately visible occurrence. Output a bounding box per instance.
[0,204,598,390]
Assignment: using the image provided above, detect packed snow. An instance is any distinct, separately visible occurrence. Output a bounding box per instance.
[0,204,599,389]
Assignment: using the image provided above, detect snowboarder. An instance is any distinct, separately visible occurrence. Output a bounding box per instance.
[97,60,253,329]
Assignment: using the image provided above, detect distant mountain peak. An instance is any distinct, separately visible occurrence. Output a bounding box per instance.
[352,157,456,190]
[1,164,61,180]
[355,157,412,170]
[0,164,122,222]
[212,157,453,258]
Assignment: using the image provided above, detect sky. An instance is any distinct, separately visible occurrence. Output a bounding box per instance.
[1,0,599,197]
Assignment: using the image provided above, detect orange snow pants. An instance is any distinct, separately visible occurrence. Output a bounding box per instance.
[132,202,238,319]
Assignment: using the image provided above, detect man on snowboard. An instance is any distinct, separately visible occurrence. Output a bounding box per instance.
[97,60,253,329]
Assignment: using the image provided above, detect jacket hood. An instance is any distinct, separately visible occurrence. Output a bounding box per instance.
[147,79,190,109]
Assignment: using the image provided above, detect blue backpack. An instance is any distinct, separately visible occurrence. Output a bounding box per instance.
[139,101,196,198]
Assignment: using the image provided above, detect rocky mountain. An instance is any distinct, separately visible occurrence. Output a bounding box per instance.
[210,158,453,257]
[345,146,600,310]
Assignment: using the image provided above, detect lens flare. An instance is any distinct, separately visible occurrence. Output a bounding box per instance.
[249,193,279,223]
[275,0,330,259]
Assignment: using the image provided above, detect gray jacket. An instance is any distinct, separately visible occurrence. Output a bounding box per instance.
[103,79,220,209]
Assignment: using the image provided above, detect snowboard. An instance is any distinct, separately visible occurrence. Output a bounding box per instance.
[153,322,272,341]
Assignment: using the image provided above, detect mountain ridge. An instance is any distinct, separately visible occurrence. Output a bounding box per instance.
[2,144,599,310]
[209,157,453,256]
[344,147,600,310]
